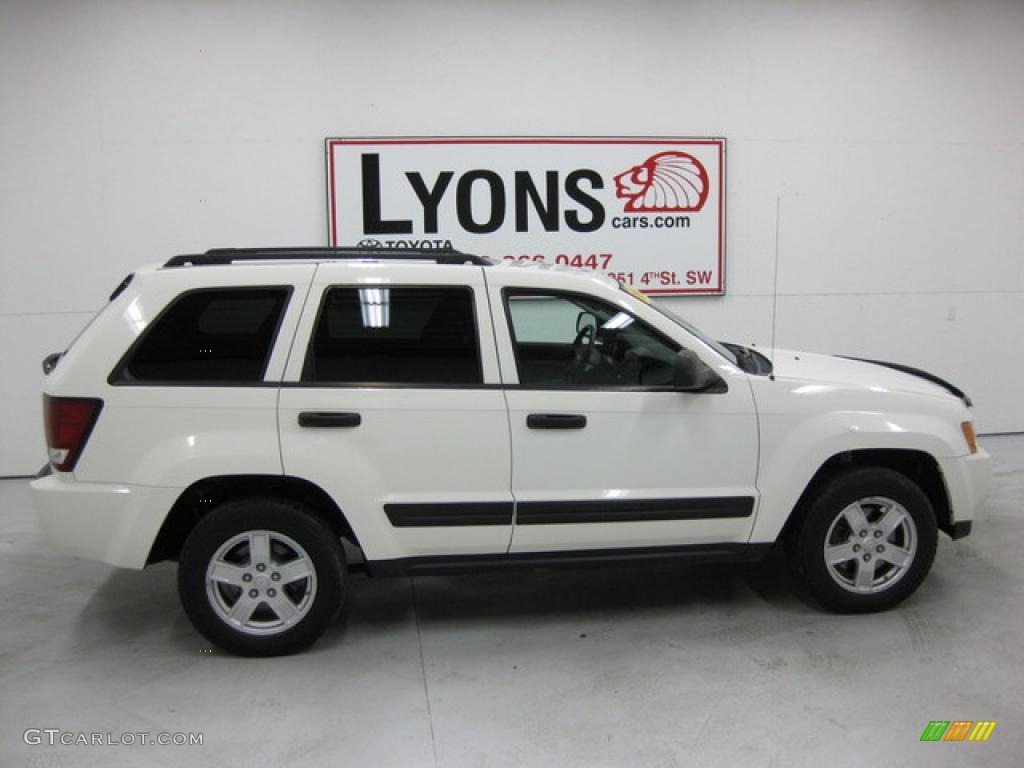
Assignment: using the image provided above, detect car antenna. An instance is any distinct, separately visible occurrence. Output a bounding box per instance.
[768,195,781,381]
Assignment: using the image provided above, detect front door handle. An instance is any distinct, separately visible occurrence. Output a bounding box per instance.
[526,413,587,430]
[298,411,362,428]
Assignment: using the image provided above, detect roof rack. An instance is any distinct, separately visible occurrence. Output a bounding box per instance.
[164,247,491,268]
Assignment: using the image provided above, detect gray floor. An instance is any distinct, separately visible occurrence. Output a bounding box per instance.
[1,436,1022,768]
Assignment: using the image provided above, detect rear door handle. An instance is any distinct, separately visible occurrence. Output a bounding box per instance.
[526,413,587,430]
[298,411,362,428]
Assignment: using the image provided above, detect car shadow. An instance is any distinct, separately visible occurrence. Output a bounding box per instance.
[69,548,817,656]
[348,546,816,630]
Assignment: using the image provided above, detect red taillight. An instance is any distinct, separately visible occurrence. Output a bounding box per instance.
[43,396,103,472]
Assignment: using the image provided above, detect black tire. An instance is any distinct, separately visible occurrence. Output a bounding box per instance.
[178,497,345,656]
[792,467,937,613]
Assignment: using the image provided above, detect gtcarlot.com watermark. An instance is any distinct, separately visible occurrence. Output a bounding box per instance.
[24,729,203,747]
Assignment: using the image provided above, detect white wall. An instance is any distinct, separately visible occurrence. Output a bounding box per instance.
[2,0,1022,474]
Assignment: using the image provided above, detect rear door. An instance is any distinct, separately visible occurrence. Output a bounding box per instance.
[278,263,513,563]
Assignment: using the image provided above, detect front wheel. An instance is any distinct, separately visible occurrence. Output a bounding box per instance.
[178,498,345,656]
[792,468,938,613]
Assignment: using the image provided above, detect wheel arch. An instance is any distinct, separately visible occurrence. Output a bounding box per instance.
[147,474,361,565]
[778,448,953,544]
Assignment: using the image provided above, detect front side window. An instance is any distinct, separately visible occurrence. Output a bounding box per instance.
[113,288,289,383]
[303,286,482,385]
[505,290,681,387]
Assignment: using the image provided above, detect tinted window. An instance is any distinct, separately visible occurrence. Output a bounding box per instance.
[506,290,681,387]
[115,288,288,383]
[304,286,482,385]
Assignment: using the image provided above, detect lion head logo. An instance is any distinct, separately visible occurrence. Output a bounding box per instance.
[614,151,709,212]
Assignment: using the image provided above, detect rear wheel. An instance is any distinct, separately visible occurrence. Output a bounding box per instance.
[178,498,345,656]
[792,468,937,613]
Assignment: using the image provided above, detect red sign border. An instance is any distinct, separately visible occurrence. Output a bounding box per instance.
[325,137,726,295]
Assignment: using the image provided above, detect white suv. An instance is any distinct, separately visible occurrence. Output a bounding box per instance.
[31,247,991,655]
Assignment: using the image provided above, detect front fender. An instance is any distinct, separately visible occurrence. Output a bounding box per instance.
[749,383,971,543]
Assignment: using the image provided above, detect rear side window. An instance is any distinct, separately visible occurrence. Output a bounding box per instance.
[112,288,289,383]
[303,286,482,385]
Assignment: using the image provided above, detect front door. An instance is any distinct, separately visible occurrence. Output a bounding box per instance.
[487,273,759,554]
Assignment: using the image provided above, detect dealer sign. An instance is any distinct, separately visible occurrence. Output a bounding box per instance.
[325,137,726,295]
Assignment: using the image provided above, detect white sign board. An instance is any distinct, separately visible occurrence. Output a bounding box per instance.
[326,137,726,295]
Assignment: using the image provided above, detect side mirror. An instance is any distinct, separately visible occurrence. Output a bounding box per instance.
[673,349,727,393]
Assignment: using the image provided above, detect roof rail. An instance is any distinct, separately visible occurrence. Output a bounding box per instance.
[163,247,491,268]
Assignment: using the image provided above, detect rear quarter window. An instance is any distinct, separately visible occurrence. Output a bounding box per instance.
[110,287,290,384]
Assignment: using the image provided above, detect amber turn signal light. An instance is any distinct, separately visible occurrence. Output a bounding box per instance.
[961,421,978,454]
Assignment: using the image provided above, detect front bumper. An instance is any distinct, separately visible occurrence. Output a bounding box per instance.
[30,473,180,569]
